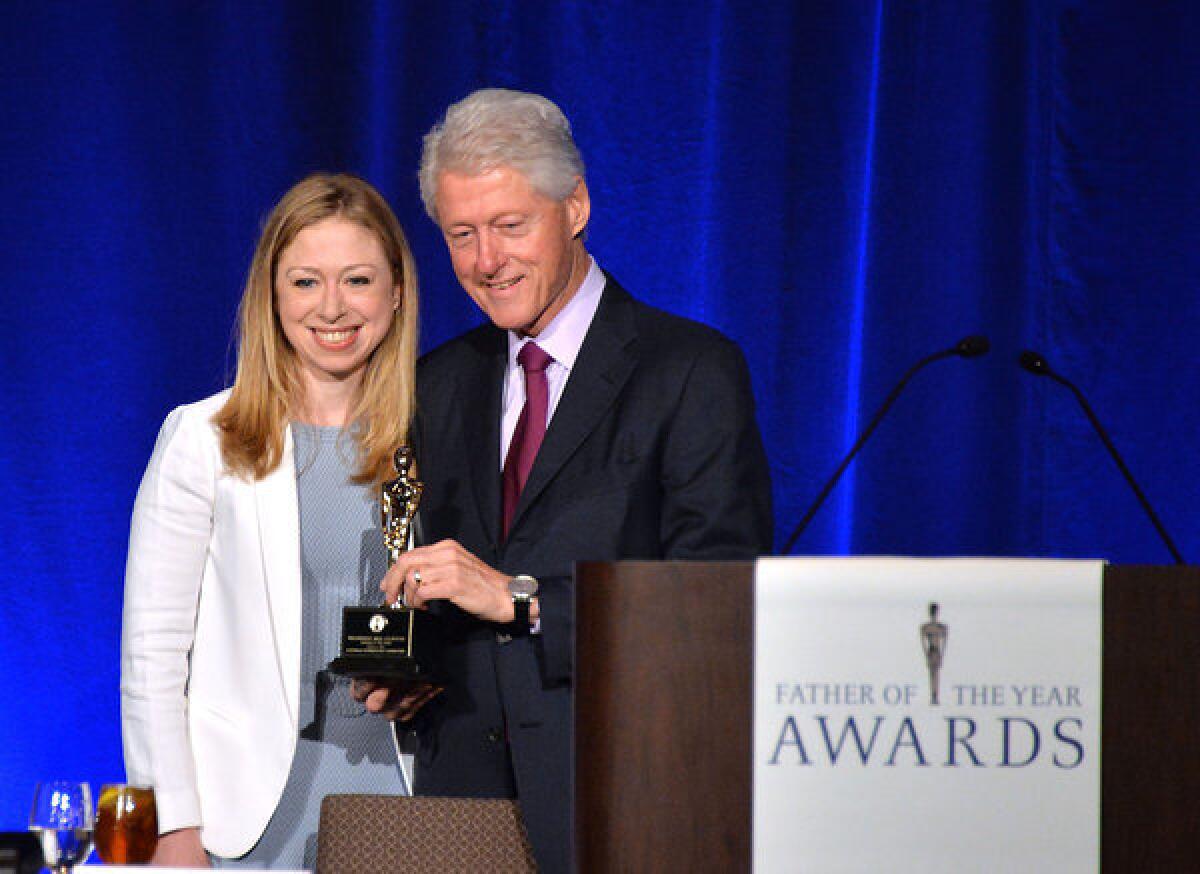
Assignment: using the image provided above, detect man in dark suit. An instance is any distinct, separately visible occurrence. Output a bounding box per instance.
[365,88,773,872]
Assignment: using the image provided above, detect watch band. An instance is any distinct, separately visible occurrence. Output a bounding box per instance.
[512,591,532,626]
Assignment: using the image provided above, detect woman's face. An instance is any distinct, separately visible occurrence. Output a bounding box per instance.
[274,216,399,393]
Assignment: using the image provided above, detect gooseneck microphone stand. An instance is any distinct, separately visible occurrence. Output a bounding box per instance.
[1019,350,1185,565]
[782,336,990,554]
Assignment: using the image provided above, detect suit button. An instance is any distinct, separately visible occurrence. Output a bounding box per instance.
[486,728,504,743]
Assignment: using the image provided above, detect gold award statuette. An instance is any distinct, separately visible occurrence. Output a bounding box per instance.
[330,447,437,680]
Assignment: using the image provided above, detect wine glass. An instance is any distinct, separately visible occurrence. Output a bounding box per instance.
[29,781,94,873]
[95,783,158,864]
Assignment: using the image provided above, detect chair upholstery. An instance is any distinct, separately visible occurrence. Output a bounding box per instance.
[315,794,538,873]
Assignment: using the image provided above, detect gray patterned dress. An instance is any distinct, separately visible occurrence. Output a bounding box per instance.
[213,424,409,870]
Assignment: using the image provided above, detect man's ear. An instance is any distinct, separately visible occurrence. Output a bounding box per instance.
[564,177,591,239]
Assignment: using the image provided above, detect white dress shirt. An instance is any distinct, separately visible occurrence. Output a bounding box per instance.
[500,256,606,465]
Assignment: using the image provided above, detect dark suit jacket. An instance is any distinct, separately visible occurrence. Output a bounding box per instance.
[410,276,772,873]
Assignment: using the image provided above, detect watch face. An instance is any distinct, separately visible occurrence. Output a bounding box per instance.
[510,574,538,598]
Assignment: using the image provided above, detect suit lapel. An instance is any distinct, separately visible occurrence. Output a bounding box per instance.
[254,425,302,731]
[457,330,507,549]
[510,281,638,532]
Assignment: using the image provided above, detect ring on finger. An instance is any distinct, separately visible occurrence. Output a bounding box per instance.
[413,569,423,588]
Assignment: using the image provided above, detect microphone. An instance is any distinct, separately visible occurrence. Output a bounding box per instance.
[782,335,990,554]
[1019,350,1185,564]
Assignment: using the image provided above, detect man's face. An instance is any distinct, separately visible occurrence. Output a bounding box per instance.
[435,165,590,337]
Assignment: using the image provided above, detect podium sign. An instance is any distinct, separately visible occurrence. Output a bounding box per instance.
[753,558,1102,873]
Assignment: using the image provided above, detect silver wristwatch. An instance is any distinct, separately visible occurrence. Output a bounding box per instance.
[509,574,539,626]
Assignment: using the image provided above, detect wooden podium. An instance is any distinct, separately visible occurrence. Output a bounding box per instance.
[574,562,1200,872]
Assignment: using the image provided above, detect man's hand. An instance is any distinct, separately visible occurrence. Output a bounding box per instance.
[381,539,535,623]
[350,678,443,722]
[151,827,211,868]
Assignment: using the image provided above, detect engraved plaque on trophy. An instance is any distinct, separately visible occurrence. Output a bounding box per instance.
[329,446,438,681]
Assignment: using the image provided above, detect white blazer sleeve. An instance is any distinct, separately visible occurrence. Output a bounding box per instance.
[120,400,219,834]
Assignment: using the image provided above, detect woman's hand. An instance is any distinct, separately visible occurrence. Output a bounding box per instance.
[351,677,443,722]
[151,827,211,868]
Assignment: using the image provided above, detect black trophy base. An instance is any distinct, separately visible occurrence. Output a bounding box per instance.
[327,653,435,682]
[327,605,440,683]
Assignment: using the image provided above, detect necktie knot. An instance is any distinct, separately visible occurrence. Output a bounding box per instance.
[517,342,553,374]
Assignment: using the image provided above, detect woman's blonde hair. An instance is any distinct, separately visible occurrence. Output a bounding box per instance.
[214,172,419,484]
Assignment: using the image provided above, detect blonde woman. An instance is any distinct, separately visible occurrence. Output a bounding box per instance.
[121,174,419,868]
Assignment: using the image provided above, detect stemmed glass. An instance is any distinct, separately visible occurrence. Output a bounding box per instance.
[29,781,94,873]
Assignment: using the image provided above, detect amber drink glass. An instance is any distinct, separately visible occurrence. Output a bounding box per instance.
[95,784,157,864]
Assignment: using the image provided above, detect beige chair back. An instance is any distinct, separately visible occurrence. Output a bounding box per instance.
[316,794,537,873]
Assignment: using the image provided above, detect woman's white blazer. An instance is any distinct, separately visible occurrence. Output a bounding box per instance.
[120,390,302,859]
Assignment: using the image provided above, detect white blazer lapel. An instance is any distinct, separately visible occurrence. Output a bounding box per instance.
[253,425,302,731]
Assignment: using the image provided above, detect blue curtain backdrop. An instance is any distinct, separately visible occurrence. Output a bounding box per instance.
[2,0,1197,825]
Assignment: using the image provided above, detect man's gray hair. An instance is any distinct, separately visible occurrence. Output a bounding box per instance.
[419,88,586,222]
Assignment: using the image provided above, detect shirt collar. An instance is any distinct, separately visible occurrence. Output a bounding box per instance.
[507,255,605,372]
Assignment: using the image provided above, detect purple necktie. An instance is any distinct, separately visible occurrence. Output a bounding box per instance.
[502,342,553,539]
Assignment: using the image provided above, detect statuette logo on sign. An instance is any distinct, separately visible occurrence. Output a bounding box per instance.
[920,603,948,706]
[369,614,388,633]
